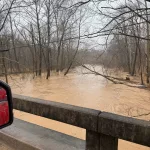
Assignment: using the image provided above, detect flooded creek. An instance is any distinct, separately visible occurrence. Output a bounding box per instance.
[3,67,150,150]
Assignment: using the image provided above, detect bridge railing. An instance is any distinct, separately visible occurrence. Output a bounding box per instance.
[13,94,150,150]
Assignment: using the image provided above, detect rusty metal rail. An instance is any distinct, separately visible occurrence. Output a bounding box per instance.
[13,94,150,150]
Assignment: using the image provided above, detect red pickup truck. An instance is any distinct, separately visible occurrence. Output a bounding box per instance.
[0,88,9,126]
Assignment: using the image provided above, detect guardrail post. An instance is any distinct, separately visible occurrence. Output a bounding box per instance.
[86,130,118,150]
[99,134,118,150]
[86,130,100,150]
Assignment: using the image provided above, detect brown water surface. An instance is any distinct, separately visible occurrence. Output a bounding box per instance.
[4,67,150,150]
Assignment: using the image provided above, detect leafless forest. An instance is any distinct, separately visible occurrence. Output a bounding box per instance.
[0,0,150,85]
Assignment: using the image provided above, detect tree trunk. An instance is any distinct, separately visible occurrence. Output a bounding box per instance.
[2,53,8,83]
[9,15,20,72]
[35,1,42,76]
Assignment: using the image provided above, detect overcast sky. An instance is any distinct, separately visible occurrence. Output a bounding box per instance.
[2,0,150,51]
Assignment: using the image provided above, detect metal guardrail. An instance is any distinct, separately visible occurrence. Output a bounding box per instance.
[13,94,150,150]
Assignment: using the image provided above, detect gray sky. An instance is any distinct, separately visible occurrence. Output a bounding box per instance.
[2,0,150,51]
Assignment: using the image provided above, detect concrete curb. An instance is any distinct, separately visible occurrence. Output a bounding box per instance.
[0,118,85,150]
[0,131,40,150]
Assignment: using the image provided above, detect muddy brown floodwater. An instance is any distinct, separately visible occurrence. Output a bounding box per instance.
[4,67,150,150]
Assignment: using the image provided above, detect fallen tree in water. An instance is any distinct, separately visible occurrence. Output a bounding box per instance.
[82,65,147,88]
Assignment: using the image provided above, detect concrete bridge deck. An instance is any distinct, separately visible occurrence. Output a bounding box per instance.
[0,118,85,150]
